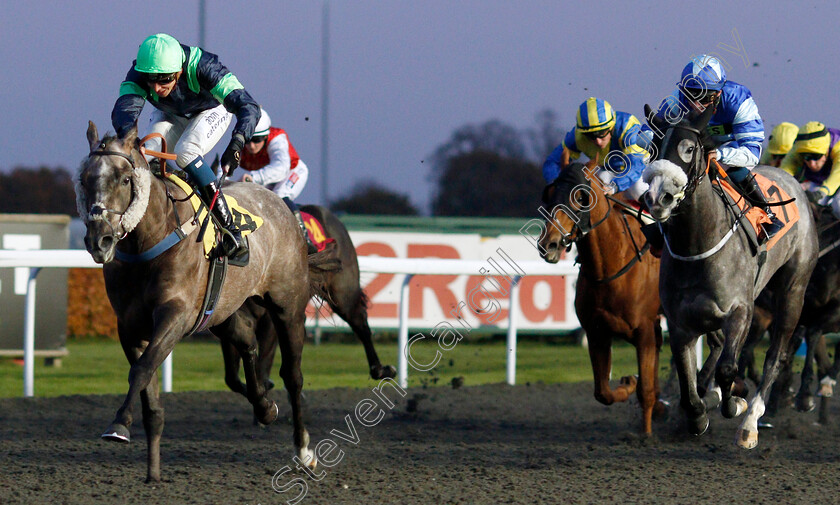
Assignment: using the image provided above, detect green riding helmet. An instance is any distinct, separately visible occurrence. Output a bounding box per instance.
[134,33,185,74]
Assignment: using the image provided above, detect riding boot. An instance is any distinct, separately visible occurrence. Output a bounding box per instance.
[733,173,785,242]
[282,197,318,254]
[199,181,250,266]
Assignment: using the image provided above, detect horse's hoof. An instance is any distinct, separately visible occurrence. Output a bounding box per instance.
[757,418,774,430]
[101,424,131,443]
[722,396,748,419]
[258,401,279,425]
[736,428,758,449]
[817,377,836,398]
[653,399,670,420]
[619,375,638,393]
[703,388,722,411]
[372,365,397,380]
[795,394,816,413]
[299,448,318,470]
[690,415,710,436]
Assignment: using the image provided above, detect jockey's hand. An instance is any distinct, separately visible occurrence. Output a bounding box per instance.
[242,174,253,183]
[707,150,718,163]
[221,133,245,174]
[806,190,825,205]
[604,182,618,195]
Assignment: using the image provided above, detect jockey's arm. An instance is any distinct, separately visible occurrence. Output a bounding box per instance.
[818,144,840,197]
[111,69,148,138]
[715,97,763,168]
[197,51,260,140]
[247,134,293,186]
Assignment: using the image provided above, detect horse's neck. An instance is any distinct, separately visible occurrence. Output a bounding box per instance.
[120,177,174,253]
[576,197,633,277]
[665,175,728,248]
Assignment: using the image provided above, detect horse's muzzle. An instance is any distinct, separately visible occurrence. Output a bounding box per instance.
[84,230,116,264]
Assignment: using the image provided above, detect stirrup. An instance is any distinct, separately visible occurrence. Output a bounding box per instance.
[759,210,784,242]
[220,228,249,267]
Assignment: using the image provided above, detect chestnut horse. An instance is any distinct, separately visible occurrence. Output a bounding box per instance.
[538,161,669,434]
[76,122,337,481]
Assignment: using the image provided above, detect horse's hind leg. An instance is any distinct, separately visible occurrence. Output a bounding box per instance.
[737,285,806,449]
[330,290,395,380]
[697,330,724,410]
[221,339,247,397]
[272,311,316,468]
[588,333,636,405]
[212,313,277,425]
[715,305,751,421]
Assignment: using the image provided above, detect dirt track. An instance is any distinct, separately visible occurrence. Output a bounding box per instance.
[1,380,839,505]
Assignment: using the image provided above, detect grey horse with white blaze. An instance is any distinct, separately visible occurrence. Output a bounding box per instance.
[641,105,818,448]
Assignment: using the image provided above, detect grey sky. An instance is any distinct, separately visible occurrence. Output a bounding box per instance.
[1,0,837,213]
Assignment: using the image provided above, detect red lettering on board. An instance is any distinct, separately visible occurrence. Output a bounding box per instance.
[519,275,566,322]
[407,244,459,318]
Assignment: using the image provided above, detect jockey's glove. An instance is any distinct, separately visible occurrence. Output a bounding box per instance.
[221,133,245,173]
[806,190,825,205]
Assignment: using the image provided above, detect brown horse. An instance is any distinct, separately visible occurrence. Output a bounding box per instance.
[220,204,396,397]
[538,161,667,434]
[76,122,337,482]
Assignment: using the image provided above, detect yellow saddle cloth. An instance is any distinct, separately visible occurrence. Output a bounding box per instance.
[167,174,264,257]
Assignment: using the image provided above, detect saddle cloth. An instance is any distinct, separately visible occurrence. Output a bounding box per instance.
[715,173,799,251]
[166,174,264,257]
[300,211,336,252]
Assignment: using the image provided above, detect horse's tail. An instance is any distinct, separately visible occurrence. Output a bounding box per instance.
[307,241,342,302]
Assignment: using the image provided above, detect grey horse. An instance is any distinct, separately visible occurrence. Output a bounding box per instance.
[642,105,818,448]
[76,122,338,481]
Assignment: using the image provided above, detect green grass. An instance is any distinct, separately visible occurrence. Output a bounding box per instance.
[1,336,790,399]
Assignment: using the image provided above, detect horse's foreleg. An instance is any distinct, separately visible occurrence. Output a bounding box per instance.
[256,314,277,392]
[104,315,179,444]
[588,335,635,406]
[140,367,164,483]
[716,307,750,420]
[634,325,659,435]
[697,330,724,406]
[670,330,709,435]
[275,315,316,469]
[766,327,800,415]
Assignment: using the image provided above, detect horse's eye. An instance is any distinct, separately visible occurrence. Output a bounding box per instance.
[122,176,131,186]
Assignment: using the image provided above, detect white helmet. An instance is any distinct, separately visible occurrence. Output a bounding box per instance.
[253,108,271,137]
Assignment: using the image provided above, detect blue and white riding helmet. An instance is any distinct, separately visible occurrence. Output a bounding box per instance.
[678,54,727,92]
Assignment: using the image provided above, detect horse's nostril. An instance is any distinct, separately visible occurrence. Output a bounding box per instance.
[660,193,674,206]
[99,235,114,251]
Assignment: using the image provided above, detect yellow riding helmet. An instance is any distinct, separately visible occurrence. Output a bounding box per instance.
[767,122,799,155]
[794,121,830,155]
[576,97,615,133]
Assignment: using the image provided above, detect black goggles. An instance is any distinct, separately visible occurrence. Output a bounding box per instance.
[145,72,178,84]
[247,135,268,144]
[683,88,718,105]
[803,153,825,162]
[583,128,611,140]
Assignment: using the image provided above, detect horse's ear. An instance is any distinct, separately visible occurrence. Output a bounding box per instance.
[691,103,715,129]
[643,104,666,132]
[86,121,99,152]
[542,181,556,205]
[121,122,139,149]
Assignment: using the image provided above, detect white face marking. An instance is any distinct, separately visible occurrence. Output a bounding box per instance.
[677,138,696,164]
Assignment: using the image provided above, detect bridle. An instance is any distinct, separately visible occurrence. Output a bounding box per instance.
[85,146,139,240]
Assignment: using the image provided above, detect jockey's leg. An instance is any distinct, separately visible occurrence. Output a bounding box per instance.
[281,196,317,255]
[727,167,785,242]
[143,110,186,173]
[189,160,249,266]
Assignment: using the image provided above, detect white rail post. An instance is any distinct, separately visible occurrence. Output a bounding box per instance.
[162,352,173,393]
[506,276,522,386]
[397,274,414,389]
[23,267,41,398]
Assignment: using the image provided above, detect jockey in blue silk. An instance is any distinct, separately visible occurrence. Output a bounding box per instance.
[652,54,783,241]
[543,97,651,202]
[111,33,260,265]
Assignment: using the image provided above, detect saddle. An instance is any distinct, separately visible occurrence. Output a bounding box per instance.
[300,211,336,253]
[713,173,799,253]
[166,173,264,258]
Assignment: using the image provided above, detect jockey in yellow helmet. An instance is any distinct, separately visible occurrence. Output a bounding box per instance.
[780,121,840,216]
[760,122,799,168]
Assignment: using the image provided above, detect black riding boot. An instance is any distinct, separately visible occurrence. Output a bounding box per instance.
[200,181,249,266]
[734,174,785,242]
[282,197,317,254]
